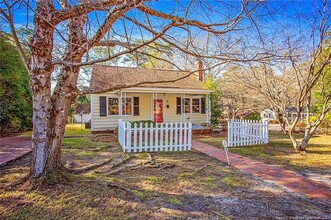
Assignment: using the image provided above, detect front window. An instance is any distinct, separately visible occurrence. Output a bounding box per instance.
[183,98,191,113]
[122,98,132,115]
[192,98,200,113]
[108,98,119,115]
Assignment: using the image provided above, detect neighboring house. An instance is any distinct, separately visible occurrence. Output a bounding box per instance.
[73,103,91,123]
[287,107,312,122]
[260,108,313,123]
[89,64,212,132]
[260,109,277,122]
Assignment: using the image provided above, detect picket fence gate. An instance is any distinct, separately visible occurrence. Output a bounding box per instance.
[226,119,268,147]
[118,119,192,153]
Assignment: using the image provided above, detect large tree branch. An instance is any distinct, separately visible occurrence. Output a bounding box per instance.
[53,21,177,66]
[0,1,29,72]
[51,0,134,25]
[136,2,257,35]
[87,0,143,49]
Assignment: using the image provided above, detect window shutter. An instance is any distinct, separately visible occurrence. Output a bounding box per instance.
[176,97,181,114]
[99,96,107,116]
[133,97,139,116]
[201,97,206,114]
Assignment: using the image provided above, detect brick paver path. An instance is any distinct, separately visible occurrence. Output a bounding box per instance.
[192,140,331,204]
[0,136,32,166]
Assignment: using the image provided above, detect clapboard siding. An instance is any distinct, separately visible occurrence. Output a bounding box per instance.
[91,92,208,131]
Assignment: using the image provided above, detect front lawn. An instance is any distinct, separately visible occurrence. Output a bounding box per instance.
[197,131,331,177]
[18,123,91,137]
[1,134,330,219]
[64,123,91,136]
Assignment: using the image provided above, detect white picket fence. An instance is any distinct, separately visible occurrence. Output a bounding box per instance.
[226,119,268,147]
[118,119,192,153]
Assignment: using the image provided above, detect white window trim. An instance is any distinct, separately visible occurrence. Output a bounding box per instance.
[106,96,134,116]
[107,97,120,116]
[183,98,191,114]
[121,96,134,116]
[181,97,202,114]
[191,97,201,114]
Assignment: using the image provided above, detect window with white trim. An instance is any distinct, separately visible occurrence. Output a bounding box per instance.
[183,98,191,113]
[108,98,119,115]
[122,97,133,115]
[192,98,200,113]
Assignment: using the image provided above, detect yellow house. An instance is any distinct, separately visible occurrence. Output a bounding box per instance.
[89,64,212,132]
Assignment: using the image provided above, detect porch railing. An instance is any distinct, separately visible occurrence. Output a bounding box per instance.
[118,119,192,152]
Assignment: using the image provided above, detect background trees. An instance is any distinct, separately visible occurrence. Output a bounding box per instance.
[0,35,32,134]
[203,74,222,127]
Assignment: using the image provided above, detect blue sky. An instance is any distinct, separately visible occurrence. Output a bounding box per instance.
[1,0,329,65]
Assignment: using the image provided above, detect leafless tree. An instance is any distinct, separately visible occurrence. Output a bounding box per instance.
[233,0,331,152]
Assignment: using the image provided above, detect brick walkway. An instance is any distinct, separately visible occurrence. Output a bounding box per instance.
[0,136,32,166]
[192,140,331,204]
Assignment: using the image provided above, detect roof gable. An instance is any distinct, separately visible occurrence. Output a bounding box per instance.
[89,65,206,92]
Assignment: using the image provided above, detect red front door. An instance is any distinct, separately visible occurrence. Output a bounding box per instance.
[153,99,163,123]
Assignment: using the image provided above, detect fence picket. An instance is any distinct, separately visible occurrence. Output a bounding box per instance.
[169,123,173,151]
[179,123,183,151]
[160,123,164,151]
[126,122,132,153]
[188,123,192,150]
[133,123,138,153]
[144,123,148,151]
[174,123,178,151]
[139,122,143,152]
[165,123,169,151]
[150,124,154,151]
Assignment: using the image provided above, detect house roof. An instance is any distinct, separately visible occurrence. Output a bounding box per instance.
[74,103,91,114]
[89,65,206,92]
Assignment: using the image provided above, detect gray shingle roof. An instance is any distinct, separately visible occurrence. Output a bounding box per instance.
[89,65,206,92]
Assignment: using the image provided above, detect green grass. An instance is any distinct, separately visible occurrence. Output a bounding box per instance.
[168,197,182,206]
[62,137,107,150]
[64,124,91,136]
[197,131,331,173]
[18,124,90,137]
[145,176,166,184]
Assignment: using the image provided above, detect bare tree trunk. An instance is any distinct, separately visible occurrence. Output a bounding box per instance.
[29,0,56,178]
[28,1,86,180]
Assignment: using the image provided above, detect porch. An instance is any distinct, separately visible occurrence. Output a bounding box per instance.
[90,87,212,132]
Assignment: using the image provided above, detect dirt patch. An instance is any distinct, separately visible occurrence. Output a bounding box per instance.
[1,135,330,219]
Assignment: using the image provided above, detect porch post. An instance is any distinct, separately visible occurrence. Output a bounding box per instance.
[124,91,127,121]
[206,94,211,125]
[181,93,184,122]
[120,90,123,120]
[152,93,154,121]
[155,92,158,123]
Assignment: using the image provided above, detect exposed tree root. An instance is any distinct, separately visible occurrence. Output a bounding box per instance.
[193,164,209,175]
[95,155,131,174]
[4,175,30,190]
[69,157,113,174]
[28,166,71,189]
[210,210,231,220]
[105,182,133,194]
[160,164,175,170]
[76,179,136,196]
